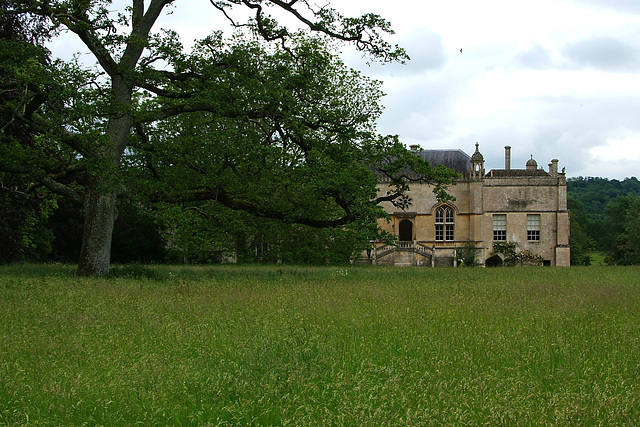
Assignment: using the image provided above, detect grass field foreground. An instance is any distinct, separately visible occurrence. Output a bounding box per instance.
[1,264,640,425]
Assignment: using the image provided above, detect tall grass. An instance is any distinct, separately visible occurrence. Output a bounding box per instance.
[1,264,639,425]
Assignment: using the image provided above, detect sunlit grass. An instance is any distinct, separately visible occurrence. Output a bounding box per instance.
[1,264,639,425]
[588,251,607,266]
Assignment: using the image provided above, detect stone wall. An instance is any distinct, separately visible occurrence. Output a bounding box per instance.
[373,159,570,266]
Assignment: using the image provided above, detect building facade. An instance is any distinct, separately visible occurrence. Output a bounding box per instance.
[365,144,570,267]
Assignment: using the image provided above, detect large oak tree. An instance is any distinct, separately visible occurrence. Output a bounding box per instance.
[1,0,456,276]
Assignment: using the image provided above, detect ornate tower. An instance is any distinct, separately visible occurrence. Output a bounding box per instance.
[470,142,485,179]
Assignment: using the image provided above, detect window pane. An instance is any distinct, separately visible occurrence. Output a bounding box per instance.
[493,214,506,241]
[445,225,454,241]
[445,208,454,223]
[527,214,540,241]
[493,214,506,230]
[527,214,540,230]
[436,206,454,240]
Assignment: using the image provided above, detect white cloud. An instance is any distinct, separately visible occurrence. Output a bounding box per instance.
[579,0,640,14]
[562,35,640,71]
[514,45,553,70]
[590,133,640,162]
[44,0,640,179]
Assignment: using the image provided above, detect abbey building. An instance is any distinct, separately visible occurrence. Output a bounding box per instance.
[365,144,570,267]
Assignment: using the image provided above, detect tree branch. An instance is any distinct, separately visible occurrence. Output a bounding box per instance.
[121,0,174,72]
[160,186,356,228]
[0,163,84,205]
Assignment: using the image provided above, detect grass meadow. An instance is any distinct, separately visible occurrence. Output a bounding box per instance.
[1,264,640,425]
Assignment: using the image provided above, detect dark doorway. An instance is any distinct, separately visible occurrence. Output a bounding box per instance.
[399,220,413,242]
[485,255,503,267]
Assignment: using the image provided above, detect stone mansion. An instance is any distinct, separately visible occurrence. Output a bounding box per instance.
[364,144,570,267]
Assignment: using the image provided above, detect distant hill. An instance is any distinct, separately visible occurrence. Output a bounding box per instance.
[568,177,640,220]
[567,176,640,251]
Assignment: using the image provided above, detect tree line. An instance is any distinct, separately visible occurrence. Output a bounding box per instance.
[568,176,640,265]
[6,174,639,266]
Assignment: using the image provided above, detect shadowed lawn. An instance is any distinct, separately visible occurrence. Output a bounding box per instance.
[1,264,639,425]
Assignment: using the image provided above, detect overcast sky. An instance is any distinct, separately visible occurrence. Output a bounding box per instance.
[338,0,640,180]
[49,0,640,179]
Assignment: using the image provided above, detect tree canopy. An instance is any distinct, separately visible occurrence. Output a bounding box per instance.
[567,176,640,253]
[1,0,456,275]
[567,176,640,265]
[603,195,640,265]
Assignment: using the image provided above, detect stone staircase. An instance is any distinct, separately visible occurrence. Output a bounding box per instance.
[372,242,433,266]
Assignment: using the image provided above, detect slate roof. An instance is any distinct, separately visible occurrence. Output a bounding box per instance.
[416,149,471,173]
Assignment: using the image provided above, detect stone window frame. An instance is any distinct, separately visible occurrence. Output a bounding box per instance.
[493,214,507,241]
[527,214,541,241]
[435,205,455,242]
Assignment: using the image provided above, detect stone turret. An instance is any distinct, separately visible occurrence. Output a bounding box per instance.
[470,142,485,179]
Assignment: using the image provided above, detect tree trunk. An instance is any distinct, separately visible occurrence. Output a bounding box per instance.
[77,187,118,277]
[76,75,133,276]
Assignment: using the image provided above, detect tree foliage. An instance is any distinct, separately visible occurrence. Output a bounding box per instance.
[0,2,58,262]
[1,0,456,275]
[155,199,377,265]
[567,177,640,264]
[0,173,56,262]
[604,195,640,265]
[567,196,593,266]
[457,242,480,267]
[567,176,640,251]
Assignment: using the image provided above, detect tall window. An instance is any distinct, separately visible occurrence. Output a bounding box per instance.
[493,214,506,241]
[527,214,540,241]
[435,206,454,241]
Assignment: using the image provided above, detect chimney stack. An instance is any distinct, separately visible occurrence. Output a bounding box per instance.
[504,146,511,170]
[549,159,559,177]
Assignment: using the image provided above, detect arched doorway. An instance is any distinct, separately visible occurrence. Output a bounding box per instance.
[485,255,503,267]
[399,220,413,242]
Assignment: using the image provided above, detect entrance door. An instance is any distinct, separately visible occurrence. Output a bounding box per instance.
[485,255,503,267]
[399,220,413,242]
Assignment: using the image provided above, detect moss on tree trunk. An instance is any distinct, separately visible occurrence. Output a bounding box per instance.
[77,185,118,277]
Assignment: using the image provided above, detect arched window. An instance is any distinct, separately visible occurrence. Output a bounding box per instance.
[435,206,454,241]
[399,219,413,242]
